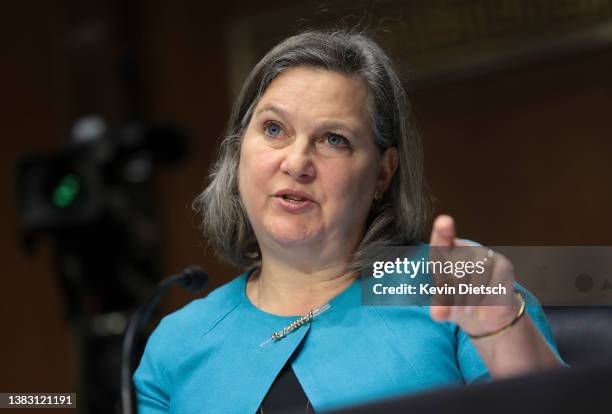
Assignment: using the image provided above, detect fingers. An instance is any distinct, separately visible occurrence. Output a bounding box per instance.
[430,215,456,247]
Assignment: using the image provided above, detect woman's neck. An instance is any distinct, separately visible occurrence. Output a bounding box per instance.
[246,258,358,316]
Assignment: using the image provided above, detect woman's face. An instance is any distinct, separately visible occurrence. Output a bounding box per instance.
[238,66,396,260]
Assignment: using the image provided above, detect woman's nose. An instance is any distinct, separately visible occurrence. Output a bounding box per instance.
[279,136,315,180]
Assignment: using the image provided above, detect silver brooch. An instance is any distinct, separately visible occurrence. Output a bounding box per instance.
[260,304,331,348]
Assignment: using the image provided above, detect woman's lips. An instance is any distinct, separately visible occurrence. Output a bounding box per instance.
[275,196,314,212]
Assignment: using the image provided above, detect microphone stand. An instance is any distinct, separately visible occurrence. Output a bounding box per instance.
[120,266,209,414]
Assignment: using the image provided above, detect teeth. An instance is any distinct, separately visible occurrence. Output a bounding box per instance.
[283,195,306,201]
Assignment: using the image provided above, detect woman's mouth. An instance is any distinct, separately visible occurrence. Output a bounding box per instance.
[275,194,314,212]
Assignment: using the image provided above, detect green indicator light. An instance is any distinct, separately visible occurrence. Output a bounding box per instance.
[52,174,81,208]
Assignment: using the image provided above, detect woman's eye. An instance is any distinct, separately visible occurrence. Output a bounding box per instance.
[263,122,283,137]
[325,133,350,148]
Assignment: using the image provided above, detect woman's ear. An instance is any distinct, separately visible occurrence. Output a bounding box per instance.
[376,146,399,192]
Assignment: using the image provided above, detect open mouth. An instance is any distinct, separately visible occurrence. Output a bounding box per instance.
[281,195,309,202]
[276,194,313,211]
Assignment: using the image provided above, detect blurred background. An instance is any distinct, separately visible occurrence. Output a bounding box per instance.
[2,0,612,413]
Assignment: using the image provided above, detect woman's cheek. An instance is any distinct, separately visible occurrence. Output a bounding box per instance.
[240,150,279,207]
[334,166,376,211]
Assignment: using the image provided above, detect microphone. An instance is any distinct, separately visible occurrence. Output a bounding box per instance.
[121,266,209,414]
[178,265,209,292]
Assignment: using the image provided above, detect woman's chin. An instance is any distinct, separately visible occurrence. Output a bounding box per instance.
[270,231,315,246]
[264,221,319,246]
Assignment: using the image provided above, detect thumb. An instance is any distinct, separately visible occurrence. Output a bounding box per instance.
[430,215,456,247]
[429,215,456,322]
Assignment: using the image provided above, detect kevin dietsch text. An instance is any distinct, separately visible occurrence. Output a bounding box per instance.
[372,283,508,296]
[369,257,508,297]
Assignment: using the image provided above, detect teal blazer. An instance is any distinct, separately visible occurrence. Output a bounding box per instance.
[133,267,562,413]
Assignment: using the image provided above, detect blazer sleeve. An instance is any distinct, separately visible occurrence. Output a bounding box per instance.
[456,283,566,383]
[132,317,174,413]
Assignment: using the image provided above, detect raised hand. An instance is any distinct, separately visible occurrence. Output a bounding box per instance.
[428,215,520,338]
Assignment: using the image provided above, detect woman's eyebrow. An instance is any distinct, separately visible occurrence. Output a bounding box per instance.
[317,120,361,137]
[255,104,289,117]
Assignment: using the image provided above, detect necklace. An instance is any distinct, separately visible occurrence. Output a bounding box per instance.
[251,271,333,347]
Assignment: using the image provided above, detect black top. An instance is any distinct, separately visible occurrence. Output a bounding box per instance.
[258,363,315,413]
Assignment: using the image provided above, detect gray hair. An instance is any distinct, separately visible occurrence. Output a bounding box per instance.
[193,28,430,272]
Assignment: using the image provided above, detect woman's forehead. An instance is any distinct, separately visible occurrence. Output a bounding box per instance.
[255,67,370,125]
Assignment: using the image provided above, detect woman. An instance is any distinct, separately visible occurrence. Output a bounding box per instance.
[134,29,564,413]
